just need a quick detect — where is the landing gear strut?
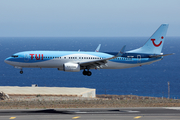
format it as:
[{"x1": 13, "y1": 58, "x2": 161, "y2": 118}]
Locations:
[
  {"x1": 20, "y1": 70, "x2": 23, "y2": 74},
  {"x1": 83, "y1": 69, "x2": 92, "y2": 76}
]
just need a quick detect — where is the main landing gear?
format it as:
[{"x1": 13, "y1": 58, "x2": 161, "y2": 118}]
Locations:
[
  {"x1": 83, "y1": 69, "x2": 92, "y2": 76},
  {"x1": 20, "y1": 70, "x2": 23, "y2": 74}
]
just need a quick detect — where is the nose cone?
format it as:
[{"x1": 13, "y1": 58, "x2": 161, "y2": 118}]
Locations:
[
  {"x1": 4, "y1": 58, "x2": 8, "y2": 63},
  {"x1": 4, "y1": 57, "x2": 11, "y2": 64}
]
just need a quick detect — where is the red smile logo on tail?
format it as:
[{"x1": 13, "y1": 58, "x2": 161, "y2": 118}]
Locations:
[{"x1": 151, "y1": 36, "x2": 163, "y2": 47}]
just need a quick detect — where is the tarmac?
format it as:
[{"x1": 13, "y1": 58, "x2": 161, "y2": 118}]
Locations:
[
  {"x1": 0, "y1": 86, "x2": 96, "y2": 98},
  {"x1": 0, "y1": 107, "x2": 180, "y2": 120}
]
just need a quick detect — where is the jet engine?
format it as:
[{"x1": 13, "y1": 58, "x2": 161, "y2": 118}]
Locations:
[{"x1": 63, "y1": 63, "x2": 80, "y2": 72}]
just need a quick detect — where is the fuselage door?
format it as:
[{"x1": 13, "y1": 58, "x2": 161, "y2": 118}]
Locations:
[
  {"x1": 137, "y1": 55, "x2": 141, "y2": 63},
  {"x1": 24, "y1": 53, "x2": 29, "y2": 61}
]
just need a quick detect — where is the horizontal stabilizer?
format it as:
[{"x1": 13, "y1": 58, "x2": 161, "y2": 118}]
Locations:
[{"x1": 149, "y1": 53, "x2": 174, "y2": 58}]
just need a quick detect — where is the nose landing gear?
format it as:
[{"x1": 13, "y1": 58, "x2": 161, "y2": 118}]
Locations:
[
  {"x1": 20, "y1": 70, "x2": 23, "y2": 74},
  {"x1": 83, "y1": 69, "x2": 92, "y2": 76}
]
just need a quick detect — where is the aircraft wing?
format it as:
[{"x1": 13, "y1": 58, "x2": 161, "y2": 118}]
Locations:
[
  {"x1": 79, "y1": 59, "x2": 108, "y2": 69},
  {"x1": 149, "y1": 53, "x2": 174, "y2": 58},
  {"x1": 80, "y1": 45, "x2": 126, "y2": 69}
]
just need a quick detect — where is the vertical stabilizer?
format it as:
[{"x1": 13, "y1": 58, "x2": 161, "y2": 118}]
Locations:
[{"x1": 127, "y1": 24, "x2": 169, "y2": 54}]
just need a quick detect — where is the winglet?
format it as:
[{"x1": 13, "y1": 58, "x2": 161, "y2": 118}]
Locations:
[
  {"x1": 116, "y1": 45, "x2": 126, "y2": 57},
  {"x1": 95, "y1": 44, "x2": 101, "y2": 52}
]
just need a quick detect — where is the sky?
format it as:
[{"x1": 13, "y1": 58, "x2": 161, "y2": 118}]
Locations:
[{"x1": 0, "y1": 0, "x2": 179, "y2": 37}]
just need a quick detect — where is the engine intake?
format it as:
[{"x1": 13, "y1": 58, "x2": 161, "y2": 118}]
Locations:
[{"x1": 63, "y1": 63, "x2": 80, "y2": 72}]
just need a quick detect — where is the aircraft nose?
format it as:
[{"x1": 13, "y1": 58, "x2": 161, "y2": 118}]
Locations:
[
  {"x1": 4, "y1": 58, "x2": 8, "y2": 63},
  {"x1": 4, "y1": 57, "x2": 11, "y2": 64}
]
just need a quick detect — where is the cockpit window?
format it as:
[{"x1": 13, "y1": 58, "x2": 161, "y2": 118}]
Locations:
[{"x1": 11, "y1": 55, "x2": 18, "y2": 58}]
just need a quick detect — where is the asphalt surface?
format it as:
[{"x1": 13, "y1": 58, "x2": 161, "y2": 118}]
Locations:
[{"x1": 0, "y1": 107, "x2": 180, "y2": 120}]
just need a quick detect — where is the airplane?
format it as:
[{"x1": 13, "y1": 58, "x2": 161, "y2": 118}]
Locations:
[{"x1": 4, "y1": 24, "x2": 173, "y2": 76}]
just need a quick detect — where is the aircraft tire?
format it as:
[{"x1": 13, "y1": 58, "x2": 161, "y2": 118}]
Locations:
[
  {"x1": 20, "y1": 70, "x2": 23, "y2": 74},
  {"x1": 83, "y1": 70, "x2": 87, "y2": 75},
  {"x1": 87, "y1": 71, "x2": 92, "y2": 76}
]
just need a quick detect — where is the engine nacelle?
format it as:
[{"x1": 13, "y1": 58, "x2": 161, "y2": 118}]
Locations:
[{"x1": 63, "y1": 63, "x2": 80, "y2": 72}]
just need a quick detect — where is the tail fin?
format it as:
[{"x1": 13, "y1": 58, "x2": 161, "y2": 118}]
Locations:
[{"x1": 127, "y1": 24, "x2": 169, "y2": 54}]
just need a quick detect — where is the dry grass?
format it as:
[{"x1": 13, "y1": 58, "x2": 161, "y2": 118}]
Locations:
[{"x1": 0, "y1": 95, "x2": 180, "y2": 109}]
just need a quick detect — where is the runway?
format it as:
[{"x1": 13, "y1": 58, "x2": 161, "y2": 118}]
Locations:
[{"x1": 0, "y1": 107, "x2": 180, "y2": 120}]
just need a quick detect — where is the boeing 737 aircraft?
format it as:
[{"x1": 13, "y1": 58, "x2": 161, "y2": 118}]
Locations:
[{"x1": 4, "y1": 24, "x2": 173, "y2": 76}]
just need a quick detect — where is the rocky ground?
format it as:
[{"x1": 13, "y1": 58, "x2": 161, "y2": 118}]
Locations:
[{"x1": 0, "y1": 95, "x2": 180, "y2": 109}]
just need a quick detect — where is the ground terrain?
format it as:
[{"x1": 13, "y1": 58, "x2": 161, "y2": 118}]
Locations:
[{"x1": 1, "y1": 95, "x2": 180, "y2": 109}]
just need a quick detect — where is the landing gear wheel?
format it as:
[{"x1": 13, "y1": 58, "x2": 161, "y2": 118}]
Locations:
[
  {"x1": 83, "y1": 70, "x2": 87, "y2": 75},
  {"x1": 83, "y1": 69, "x2": 92, "y2": 76},
  {"x1": 20, "y1": 70, "x2": 23, "y2": 74},
  {"x1": 87, "y1": 71, "x2": 92, "y2": 76}
]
